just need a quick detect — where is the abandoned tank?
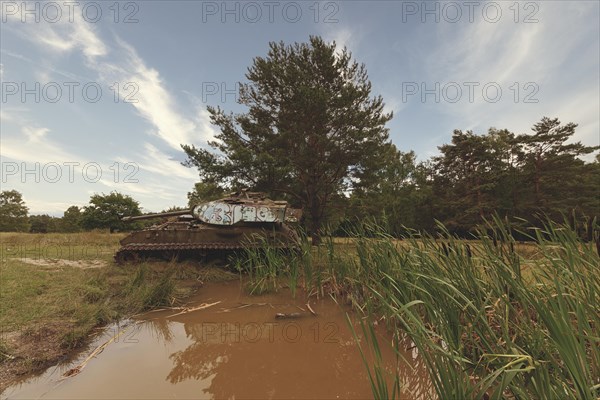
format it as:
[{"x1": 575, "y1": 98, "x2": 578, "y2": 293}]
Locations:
[{"x1": 114, "y1": 191, "x2": 302, "y2": 264}]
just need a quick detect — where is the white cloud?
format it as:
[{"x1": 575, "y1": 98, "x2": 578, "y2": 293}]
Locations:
[
  {"x1": 26, "y1": 199, "x2": 78, "y2": 215},
  {"x1": 414, "y1": 2, "x2": 599, "y2": 147},
  {"x1": 0, "y1": 108, "x2": 13, "y2": 122},
  {"x1": 0, "y1": 49, "x2": 33, "y2": 63},
  {"x1": 380, "y1": 92, "x2": 404, "y2": 116},
  {"x1": 1, "y1": 48, "x2": 90, "y2": 82},
  {"x1": 1, "y1": 125, "x2": 79, "y2": 164},
  {"x1": 5, "y1": 13, "x2": 214, "y2": 152},
  {"x1": 122, "y1": 143, "x2": 198, "y2": 181},
  {"x1": 93, "y1": 38, "x2": 204, "y2": 150},
  {"x1": 319, "y1": 23, "x2": 364, "y2": 59},
  {"x1": 15, "y1": 16, "x2": 106, "y2": 60},
  {"x1": 329, "y1": 27, "x2": 353, "y2": 52},
  {"x1": 2, "y1": 13, "x2": 214, "y2": 213}
]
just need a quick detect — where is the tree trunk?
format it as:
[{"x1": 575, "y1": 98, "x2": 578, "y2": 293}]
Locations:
[
  {"x1": 309, "y1": 199, "x2": 322, "y2": 246},
  {"x1": 311, "y1": 230, "x2": 322, "y2": 246},
  {"x1": 511, "y1": 170, "x2": 519, "y2": 215},
  {"x1": 475, "y1": 176, "x2": 484, "y2": 219},
  {"x1": 534, "y1": 156, "x2": 542, "y2": 207}
]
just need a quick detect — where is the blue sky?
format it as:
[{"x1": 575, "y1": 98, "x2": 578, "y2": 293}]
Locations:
[{"x1": 1, "y1": 1, "x2": 599, "y2": 215}]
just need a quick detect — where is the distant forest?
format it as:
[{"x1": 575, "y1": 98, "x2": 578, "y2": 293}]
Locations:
[
  {"x1": 2, "y1": 117, "x2": 599, "y2": 240},
  {"x1": 341, "y1": 118, "x2": 599, "y2": 239}
]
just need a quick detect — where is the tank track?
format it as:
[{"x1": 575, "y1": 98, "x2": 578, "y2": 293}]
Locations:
[{"x1": 114, "y1": 241, "x2": 296, "y2": 264}]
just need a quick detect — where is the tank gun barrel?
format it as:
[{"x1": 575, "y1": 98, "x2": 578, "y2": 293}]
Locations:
[{"x1": 121, "y1": 209, "x2": 192, "y2": 222}]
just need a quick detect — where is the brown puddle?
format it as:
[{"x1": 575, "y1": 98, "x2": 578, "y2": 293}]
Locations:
[{"x1": 4, "y1": 281, "x2": 432, "y2": 399}]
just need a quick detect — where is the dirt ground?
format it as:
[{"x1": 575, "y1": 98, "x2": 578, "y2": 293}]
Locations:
[{"x1": 0, "y1": 323, "x2": 76, "y2": 391}]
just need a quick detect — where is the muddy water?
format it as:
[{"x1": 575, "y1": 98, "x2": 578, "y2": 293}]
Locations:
[{"x1": 5, "y1": 281, "x2": 432, "y2": 399}]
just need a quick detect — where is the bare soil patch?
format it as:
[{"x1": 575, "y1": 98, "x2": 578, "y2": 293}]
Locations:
[{"x1": 12, "y1": 258, "x2": 108, "y2": 270}]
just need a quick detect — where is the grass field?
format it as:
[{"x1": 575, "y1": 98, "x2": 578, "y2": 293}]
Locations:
[{"x1": 0, "y1": 231, "x2": 237, "y2": 389}]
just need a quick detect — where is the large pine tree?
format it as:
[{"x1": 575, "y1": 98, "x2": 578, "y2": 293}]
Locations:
[
  {"x1": 518, "y1": 117, "x2": 598, "y2": 217},
  {"x1": 182, "y1": 36, "x2": 393, "y2": 243}
]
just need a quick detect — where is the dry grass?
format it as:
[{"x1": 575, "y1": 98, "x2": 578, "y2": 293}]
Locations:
[{"x1": 0, "y1": 231, "x2": 210, "y2": 390}]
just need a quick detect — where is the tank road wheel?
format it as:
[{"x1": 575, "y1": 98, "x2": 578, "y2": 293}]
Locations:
[
  {"x1": 114, "y1": 249, "x2": 141, "y2": 265},
  {"x1": 161, "y1": 250, "x2": 181, "y2": 263}
]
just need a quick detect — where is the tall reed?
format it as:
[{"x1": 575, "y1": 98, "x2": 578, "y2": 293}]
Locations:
[
  {"x1": 314, "y1": 216, "x2": 599, "y2": 399},
  {"x1": 234, "y1": 233, "x2": 308, "y2": 296}
]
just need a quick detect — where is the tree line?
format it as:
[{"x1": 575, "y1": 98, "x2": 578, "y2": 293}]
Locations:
[
  {"x1": 0, "y1": 191, "x2": 144, "y2": 233},
  {"x1": 2, "y1": 119, "x2": 598, "y2": 236},
  {"x1": 182, "y1": 118, "x2": 600, "y2": 240},
  {"x1": 345, "y1": 119, "x2": 599, "y2": 238}
]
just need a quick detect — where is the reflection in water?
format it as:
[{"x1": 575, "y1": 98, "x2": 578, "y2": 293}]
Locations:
[
  {"x1": 167, "y1": 341, "x2": 226, "y2": 385},
  {"x1": 145, "y1": 315, "x2": 175, "y2": 344},
  {"x1": 398, "y1": 338, "x2": 434, "y2": 399},
  {"x1": 153, "y1": 281, "x2": 434, "y2": 399},
  {"x1": 5, "y1": 281, "x2": 434, "y2": 399}
]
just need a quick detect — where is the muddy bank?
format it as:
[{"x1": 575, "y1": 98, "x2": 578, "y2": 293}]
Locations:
[
  {"x1": 0, "y1": 258, "x2": 207, "y2": 393},
  {"x1": 4, "y1": 280, "x2": 432, "y2": 399},
  {"x1": 0, "y1": 324, "x2": 74, "y2": 393}
]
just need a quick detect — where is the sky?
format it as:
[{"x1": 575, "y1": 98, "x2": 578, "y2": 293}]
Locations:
[{"x1": 1, "y1": 0, "x2": 599, "y2": 215}]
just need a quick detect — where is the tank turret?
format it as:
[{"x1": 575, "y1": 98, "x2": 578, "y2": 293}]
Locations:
[{"x1": 114, "y1": 191, "x2": 301, "y2": 264}]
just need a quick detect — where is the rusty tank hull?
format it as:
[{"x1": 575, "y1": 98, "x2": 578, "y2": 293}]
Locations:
[{"x1": 115, "y1": 191, "x2": 301, "y2": 264}]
